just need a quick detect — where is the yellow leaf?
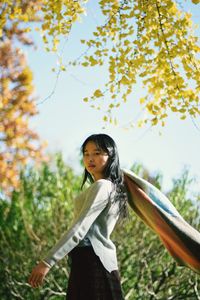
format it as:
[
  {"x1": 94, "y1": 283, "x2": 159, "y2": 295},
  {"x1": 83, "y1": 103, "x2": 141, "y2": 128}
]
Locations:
[
  {"x1": 110, "y1": 85, "x2": 115, "y2": 93},
  {"x1": 42, "y1": 35, "x2": 48, "y2": 44},
  {"x1": 151, "y1": 118, "x2": 158, "y2": 126},
  {"x1": 139, "y1": 97, "x2": 145, "y2": 104},
  {"x1": 120, "y1": 76, "x2": 130, "y2": 85},
  {"x1": 82, "y1": 62, "x2": 89, "y2": 67},
  {"x1": 160, "y1": 113, "x2": 168, "y2": 119},
  {"x1": 180, "y1": 115, "x2": 187, "y2": 120},
  {"x1": 124, "y1": 40, "x2": 130, "y2": 46},
  {"x1": 94, "y1": 89, "x2": 103, "y2": 98},
  {"x1": 137, "y1": 120, "x2": 144, "y2": 128},
  {"x1": 88, "y1": 56, "x2": 98, "y2": 66},
  {"x1": 52, "y1": 46, "x2": 57, "y2": 52},
  {"x1": 171, "y1": 107, "x2": 178, "y2": 112},
  {"x1": 60, "y1": 65, "x2": 66, "y2": 71},
  {"x1": 103, "y1": 115, "x2": 108, "y2": 122}
]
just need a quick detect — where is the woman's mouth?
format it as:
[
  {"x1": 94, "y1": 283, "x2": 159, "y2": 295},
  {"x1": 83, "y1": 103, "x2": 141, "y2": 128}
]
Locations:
[{"x1": 88, "y1": 165, "x2": 95, "y2": 168}]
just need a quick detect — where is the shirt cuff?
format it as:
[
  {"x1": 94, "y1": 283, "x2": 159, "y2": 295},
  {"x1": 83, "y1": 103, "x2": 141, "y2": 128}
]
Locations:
[{"x1": 41, "y1": 260, "x2": 52, "y2": 268}]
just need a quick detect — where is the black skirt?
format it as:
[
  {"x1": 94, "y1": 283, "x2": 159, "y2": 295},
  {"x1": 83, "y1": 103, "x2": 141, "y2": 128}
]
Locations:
[{"x1": 66, "y1": 246, "x2": 124, "y2": 300}]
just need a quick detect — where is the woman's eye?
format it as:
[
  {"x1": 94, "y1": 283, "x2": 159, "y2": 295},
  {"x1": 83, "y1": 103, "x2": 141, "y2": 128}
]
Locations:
[{"x1": 83, "y1": 152, "x2": 101, "y2": 157}]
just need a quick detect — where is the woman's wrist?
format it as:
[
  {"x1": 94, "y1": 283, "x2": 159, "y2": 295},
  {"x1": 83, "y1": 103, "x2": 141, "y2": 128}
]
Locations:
[{"x1": 41, "y1": 260, "x2": 51, "y2": 268}]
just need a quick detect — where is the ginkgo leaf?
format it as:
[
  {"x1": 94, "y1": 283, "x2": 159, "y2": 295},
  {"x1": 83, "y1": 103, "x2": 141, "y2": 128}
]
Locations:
[
  {"x1": 94, "y1": 89, "x2": 103, "y2": 98},
  {"x1": 103, "y1": 115, "x2": 108, "y2": 121},
  {"x1": 139, "y1": 97, "x2": 146, "y2": 104},
  {"x1": 120, "y1": 76, "x2": 130, "y2": 85},
  {"x1": 82, "y1": 62, "x2": 89, "y2": 67}
]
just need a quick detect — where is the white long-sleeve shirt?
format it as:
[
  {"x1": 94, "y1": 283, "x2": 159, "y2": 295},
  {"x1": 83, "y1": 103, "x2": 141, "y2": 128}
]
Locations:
[{"x1": 42, "y1": 179, "x2": 121, "y2": 273}]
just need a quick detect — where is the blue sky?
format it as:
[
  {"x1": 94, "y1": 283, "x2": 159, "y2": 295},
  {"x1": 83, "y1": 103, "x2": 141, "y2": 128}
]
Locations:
[{"x1": 25, "y1": 1, "x2": 200, "y2": 194}]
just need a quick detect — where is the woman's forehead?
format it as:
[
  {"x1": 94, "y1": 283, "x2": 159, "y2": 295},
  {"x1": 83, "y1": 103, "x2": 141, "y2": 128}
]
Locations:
[{"x1": 84, "y1": 141, "x2": 103, "y2": 152}]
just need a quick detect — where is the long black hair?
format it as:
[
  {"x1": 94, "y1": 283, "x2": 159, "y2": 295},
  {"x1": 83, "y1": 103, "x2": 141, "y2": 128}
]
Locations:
[{"x1": 81, "y1": 133, "x2": 128, "y2": 219}]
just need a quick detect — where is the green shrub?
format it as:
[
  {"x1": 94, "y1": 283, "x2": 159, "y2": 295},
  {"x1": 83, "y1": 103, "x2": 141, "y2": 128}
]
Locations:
[{"x1": 0, "y1": 157, "x2": 199, "y2": 299}]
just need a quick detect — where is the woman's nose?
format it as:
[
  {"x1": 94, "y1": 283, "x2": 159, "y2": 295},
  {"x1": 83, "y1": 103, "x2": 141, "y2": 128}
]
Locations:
[{"x1": 89, "y1": 155, "x2": 94, "y2": 161}]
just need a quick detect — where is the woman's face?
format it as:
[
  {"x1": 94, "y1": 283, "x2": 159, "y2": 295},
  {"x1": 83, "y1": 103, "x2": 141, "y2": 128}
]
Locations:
[{"x1": 83, "y1": 141, "x2": 109, "y2": 181}]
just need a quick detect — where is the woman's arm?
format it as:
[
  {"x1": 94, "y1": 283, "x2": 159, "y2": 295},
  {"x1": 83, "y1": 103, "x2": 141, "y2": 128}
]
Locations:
[
  {"x1": 28, "y1": 179, "x2": 112, "y2": 288},
  {"x1": 43, "y1": 179, "x2": 112, "y2": 267}
]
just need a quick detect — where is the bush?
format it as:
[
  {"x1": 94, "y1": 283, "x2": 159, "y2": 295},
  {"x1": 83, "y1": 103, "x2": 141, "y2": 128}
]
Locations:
[{"x1": 0, "y1": 157, "x2": 199, "y2": 299}]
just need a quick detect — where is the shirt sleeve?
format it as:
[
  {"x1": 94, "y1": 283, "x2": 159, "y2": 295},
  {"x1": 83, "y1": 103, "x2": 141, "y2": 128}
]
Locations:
[{"x1": 42, "y1": 179, "x2": 112, "y2": 267}]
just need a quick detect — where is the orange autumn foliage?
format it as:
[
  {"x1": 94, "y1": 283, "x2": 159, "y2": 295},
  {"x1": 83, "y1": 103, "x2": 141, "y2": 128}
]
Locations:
[{"x1": 0, "y1": 3, "x2": 47, "y2": 196}]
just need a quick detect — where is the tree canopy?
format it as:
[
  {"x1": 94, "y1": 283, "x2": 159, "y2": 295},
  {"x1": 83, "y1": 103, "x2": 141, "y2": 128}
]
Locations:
[
  {"x1": 0, "y1": 0, "x2": 46, "y2": 195},
  {"x1": 79, "y1": 0, "x2": 200, "y2": 127},
  {"x1": 1, "y1": 0, "x2": 199, "y2": 127}
]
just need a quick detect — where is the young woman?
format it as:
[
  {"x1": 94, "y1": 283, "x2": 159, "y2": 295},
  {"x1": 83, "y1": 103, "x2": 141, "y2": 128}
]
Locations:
[{"x1": 28, "y1": 133, "x2": 128, "y2": 299}]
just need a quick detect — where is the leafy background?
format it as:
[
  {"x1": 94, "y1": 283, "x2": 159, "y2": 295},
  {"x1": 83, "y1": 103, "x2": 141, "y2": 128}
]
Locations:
[{"x1": 1, "y1": 154, "x2": 200, "y2": 299}]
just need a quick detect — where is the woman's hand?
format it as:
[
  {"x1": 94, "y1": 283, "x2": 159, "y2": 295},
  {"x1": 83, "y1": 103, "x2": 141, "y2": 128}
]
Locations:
[{"x1": 28, "y1": 261, "x2": 50, "y2": 288}]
